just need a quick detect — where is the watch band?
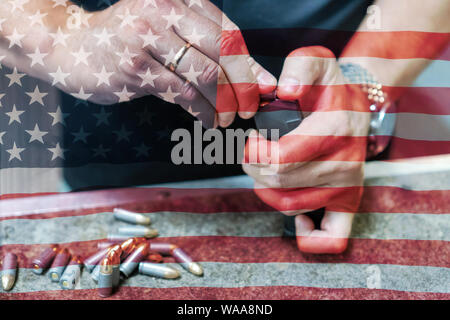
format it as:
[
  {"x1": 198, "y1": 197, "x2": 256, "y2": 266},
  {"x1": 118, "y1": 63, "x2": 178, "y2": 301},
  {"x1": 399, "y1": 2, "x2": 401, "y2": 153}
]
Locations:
[{"x1": 339, "y1": 63, "x2": 397, "y2": 158}]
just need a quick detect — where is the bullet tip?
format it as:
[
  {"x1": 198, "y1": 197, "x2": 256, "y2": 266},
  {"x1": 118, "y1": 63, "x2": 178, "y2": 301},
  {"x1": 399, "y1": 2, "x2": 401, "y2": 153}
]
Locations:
[
  {"x1": 165, "y1": 268, "x2": 181, "y2": 279},
  {"x1": 2, "y1": 274, "x2": 15, "y2": 291},
  {"x1": 137, "y1": 216, "x2": 151, "y2": 225},
  {"x1": 189, "y1": 263, "x2": 203, "y2": 276}
]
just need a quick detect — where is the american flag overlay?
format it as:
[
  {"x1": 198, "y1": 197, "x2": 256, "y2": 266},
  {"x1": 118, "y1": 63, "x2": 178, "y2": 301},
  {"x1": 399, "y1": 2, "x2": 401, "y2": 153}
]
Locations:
[{"x1": 0, "y1": 0, "x2": 449, "y2": 300}]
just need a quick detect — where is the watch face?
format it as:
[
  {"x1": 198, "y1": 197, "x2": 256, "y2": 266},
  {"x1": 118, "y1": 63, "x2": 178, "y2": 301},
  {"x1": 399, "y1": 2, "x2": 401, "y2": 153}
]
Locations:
[
  {"x1": 367, "y1": 101, "x2": 397, "y2": 158},
  {"x1": 370, "y1": 101, "x2": 397, "y2": 137}
]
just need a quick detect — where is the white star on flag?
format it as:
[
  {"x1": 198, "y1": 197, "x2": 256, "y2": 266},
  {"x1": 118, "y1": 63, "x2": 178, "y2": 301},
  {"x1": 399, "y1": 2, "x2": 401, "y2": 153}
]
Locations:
[
  {"x1": 188, "y1": 0, "x2": 203, "y2": 8},
  {"x1": 161, "y1": 49, "x2": 176, "y2": 66},
  {"x1": 49, "y1": 106, "x2": 69, "y2": 126},
  {"x1": 6, "y1": 67, "x2": 25, "y2": 87},
  {"x1": 134, "y1": 143, "x2": 151, "y2": 157},
  {"x1": 159, "y1": 86, "x2": 180, "y2": 104},
  {"x1": 50, "y1": 27, "x2": 70, "y2": 47},
  {"x1": 93, "y1": 66, "x2": 114, "y2": 87},
  {"x1": 49, "y1": 66, "x2": 70, "y2": 86},
  {"x1": 71, "y1": 126, "x2": 91, "y2": 143},
  {"x1": 6, "y1": 105, "x2": 25, "y2": 124},
  {"x1": 118, "y1": 8, "x2": 138, "y2": 28},
  {"x1": 93, "y1": 107, "x2": 112, "y2": 126},
  {"x1": 9, "y1": 0, "x2": 28, "y2": 12},
  {"x1": 27, "y1": 47, "x2": 48, "y2": 67},
  {"x1": 6, "y1": 28, "x2": 25, "y2": 48},
  {"x1": 187, "y1": 28, "x2": 206, "y2": 46},
  {"x1": 113, "y1": 125, "x2": 133, "y2": 142},
  {"x1": 25, "y1": 123, "x2": 48, "y2": 143},
  {"x1": 0, "y1": 93, "x2": 5, "y2": 106},
  {"x1": 187, "y1": 106, "x2": 201, "y2": 117},
  {"x1": 7, "y1": 142, "x2": 25, "y2": 161},
  {"x1": 72, "y1": 87, "x2": 93, "y2": 101},
  {"x1": 182, "y1": 65, "x2": 202, "y2": 85},
  {"x1": 52, "y1": 0, "x2": 68, "y2": 7},
  {"x1": 0, "y1": 131, "x2": 5, "y2": 145},
  {"x1": 139, "y1": 29, "x2": 161, "y2": 48},
  {"x1": 94, "y1": 28, "x2": 115, "y2": 46},
  {"x1": 162, "y1": 8, "x2": 184, "y2": 29},
  {"x1": 48, "y1": 143, "x2": 67, "y2": 160},
  {"x1": 92, "y1": 144, "x2": 111, "y2": 158},
  {"x1": 117, "y1": 46, "x2": 138, "y2": 66},
  {"x1": 29, "y1": 10, "x2": 48, "y2": 26},
  {"x1": 71, "y1": 46, "x2": 92, "y2": 66},
  {"x1": 114, "y1": 85, "x2": 135, "y2": 102},
  {"x1": 137, "y1": 108, "x2": 155, "y2": 126},
  {"x1": 26, "y1": 85, "x2": 48, "y2": 105},
  {"x1": 78, "y1": 8, "x2": 93, "y2": 28},
  {"x1": 138, "y1": 68, "x2": 160, "y2": 87}
]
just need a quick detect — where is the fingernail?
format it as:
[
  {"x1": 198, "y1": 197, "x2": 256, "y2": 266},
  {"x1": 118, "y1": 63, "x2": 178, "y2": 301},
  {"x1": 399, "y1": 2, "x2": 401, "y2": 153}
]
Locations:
[{"x1": 239, "y1": 111, "x2": 255, "y2": 119}]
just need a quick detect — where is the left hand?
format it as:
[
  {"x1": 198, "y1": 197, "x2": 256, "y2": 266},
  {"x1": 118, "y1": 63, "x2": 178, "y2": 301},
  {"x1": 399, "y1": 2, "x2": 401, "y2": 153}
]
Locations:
[{"x1": 243, "y1": 46, "x2": 371, "y2": 254}]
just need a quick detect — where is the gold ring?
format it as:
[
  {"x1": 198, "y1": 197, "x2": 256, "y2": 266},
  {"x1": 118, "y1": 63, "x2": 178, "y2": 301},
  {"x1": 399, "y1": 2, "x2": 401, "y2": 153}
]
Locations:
[{"x1": 167, "y1": 43, "x2": 191, "y2": 72}]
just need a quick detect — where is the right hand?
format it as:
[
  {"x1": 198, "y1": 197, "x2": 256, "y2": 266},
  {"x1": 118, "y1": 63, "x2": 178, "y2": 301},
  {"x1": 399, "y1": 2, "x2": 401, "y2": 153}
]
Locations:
[{"x1": 44, "y1": 0, "x2": 276, "y2": 128}]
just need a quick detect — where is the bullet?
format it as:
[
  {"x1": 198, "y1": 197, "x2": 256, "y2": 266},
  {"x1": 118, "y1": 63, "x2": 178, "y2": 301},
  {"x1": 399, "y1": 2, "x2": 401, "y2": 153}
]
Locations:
[
  {"x1": 106, "y1": 245, "x2": 122, "y2": 288},
  {"x1": 117, "y1": 226, "x2": 158, "y2": 238},
  {"x1": 149, "y1": 242, "x2": 177, "y2": 255},
  {"x1": 120, "y1": 242, "x2": 149, "y2": 278},
  {"x1": 97, "y1": 242, "x2": 116, "y2": 249},
  {"x1": 107, "y1": 234, "x2": 135, "y2": 242},
  {"x1": 98, "y1": 256, "x2": 113, "y2": 298},
  {"x1": 84, "y1": 247, "x2": 111, "y2": 272},
  {"x1": 113, "y1": 208, "x2": 151, "y2": 225},
  {"x1": 172, "y1": 247, "x2": 203, "y2": 276},
  {"x1": 147, "y1": 252, "x2": 163, "y2": 263},
  {"x1": 48, "y1": 248, "x2": 71, "y2": 282},
  {"x1": 91, "y1": 264, "x2": 101, "y2": 283},
  {"x1": 120, "y1": 237, "x2": 147, "y2": 260},
  {"x1": 31, "y1": 246, "x2": 59, "y2": 275},
  {"x1": 138, "y1": 262, "x2": 180, "y2": 279},
  {"x1": 2, "y1": 253, "x2": 18, "y2": 291},
  {"x1": 59, "y1": 255, "x2": 83, "y2": 290}
]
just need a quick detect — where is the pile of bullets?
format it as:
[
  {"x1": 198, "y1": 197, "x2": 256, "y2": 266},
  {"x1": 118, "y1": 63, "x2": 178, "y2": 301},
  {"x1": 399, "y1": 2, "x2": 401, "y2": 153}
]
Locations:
[{"x1": 0, "y1": 208, "x2": 203, "y2": 297}]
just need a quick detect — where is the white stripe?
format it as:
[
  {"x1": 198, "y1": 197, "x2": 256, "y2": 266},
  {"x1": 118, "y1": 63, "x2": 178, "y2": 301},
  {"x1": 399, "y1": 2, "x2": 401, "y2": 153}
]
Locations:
[
  {"x1": 0, "y1": 155, "x2": 449, "y2": 196},
  {"x1": 1, "y1": 211, "x2": 448, "y2": 245},
  {"x1": 254, "y1": 56, "x2": 450, "y2": 87},
  {"x1": 6, "y1": 263, "x2": 450, "y2": 294}
]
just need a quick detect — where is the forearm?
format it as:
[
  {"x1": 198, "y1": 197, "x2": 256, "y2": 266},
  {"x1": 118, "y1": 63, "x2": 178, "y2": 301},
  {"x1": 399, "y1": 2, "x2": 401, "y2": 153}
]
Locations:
[
  {"x1": 340, "y1": 0, "x2": 450, "y2": 101},
  {"x1": 0, "y1": 0, "x2": 78, "y2": 79}
]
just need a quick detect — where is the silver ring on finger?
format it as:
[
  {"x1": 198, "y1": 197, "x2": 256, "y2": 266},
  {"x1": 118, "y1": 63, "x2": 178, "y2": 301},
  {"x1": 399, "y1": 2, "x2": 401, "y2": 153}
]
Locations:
[{"x1": 167, "y1": 43, "x2": 191, "y2": 72}]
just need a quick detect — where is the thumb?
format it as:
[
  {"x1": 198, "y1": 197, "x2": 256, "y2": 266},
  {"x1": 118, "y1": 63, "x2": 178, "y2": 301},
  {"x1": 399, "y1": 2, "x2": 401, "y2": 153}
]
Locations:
[
  {"x1": 277, "y1": 46, "x2": 336, "y2": 101},
  {"x1": 247, "y1": 56, "x2": 277, "y2": 94}
]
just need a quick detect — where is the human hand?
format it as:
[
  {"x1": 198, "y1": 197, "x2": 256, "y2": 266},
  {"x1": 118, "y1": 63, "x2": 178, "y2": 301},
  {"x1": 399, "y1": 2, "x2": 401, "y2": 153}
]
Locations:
[
  {"x1": 243, "y1": 46, "x2": 371, "y2": 254},
  {"x1": 44, "y1": 0, "x2": 276, "y2": 128}
]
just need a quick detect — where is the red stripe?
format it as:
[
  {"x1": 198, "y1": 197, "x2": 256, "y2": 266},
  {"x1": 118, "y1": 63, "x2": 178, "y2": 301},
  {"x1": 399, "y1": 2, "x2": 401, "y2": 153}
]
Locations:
[
  {"x1": 0, "y1": 193, "x2": 58, "y2": 200},
  {"x1": 243, "y1": 27, "x2": 450, "y2": 61},
  {"x1": 0, "y1": 186, "x2": 448, "y2": 220},
  {"x1": 396, "y1": 87, "x2": 450, "y2": 115},
  {"x1": 2, "y1": 237, "x2": 448, "y2": 268},
  {"x1": 0, "y1": 286, "x2": 448, "y2": 300},
  {"x1": 387, "y1": 138, "x2": 450, "y2": 159},
  {"x1": 341, "y1": 31, "x2": 450, "y2": 60}
]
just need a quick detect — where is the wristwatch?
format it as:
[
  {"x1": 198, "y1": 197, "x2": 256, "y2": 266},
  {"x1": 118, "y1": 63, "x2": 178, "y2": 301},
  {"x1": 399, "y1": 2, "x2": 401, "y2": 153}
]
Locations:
[{"x1": 339, "y1": 63, "x2": 397, "y2": 159}]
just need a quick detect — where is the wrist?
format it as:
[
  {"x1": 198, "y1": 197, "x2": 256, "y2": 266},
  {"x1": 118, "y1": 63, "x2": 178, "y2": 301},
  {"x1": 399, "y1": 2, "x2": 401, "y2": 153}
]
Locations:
[{"x1": 339, "y1": 62, "x2": 397, "y2": 159}]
